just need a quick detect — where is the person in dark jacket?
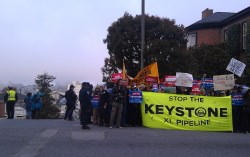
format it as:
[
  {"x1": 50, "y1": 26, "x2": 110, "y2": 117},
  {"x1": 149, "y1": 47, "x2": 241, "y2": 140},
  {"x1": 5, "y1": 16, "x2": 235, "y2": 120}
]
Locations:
[
  {"x1": 242, "y1": 89, "x2": 250, "y2": 133},
  {"x1": 231, "y1": 86, "x2": 243, "y2": 133},
  {"x1": 128, "y1": 84, "x2": 141, "y2": 127},
  {"x1": 79, "y1": 82, "x2": 92, "y2": 129},
  {"x1": 64, "y1": 85, "x2": 77, "y2": 121},
  {"x1": 176, "y1": 86, "x2": 192, "y2": 95},
  {"x1": 98, "y1": 85, "x2": 110, "y2": 126},
  {"x1": 24, "y1": 93, "x2": 32, "y2": 119},
  {"x1": 4, "y1": 87, "x2": 18, "y2": 119},
  {"x1": 109, "y1": 79, "x2": 126, "y2": 128}
]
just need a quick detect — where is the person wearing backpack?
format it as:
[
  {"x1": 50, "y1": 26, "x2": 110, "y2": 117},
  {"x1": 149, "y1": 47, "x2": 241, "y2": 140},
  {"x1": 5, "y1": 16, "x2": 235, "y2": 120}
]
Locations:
[
  {"x1": 64, "y1": 85, "x2": 77, "y2": 121},
  {"x1": 31, "y1": 90, "x2": 44, "y2": 119}
]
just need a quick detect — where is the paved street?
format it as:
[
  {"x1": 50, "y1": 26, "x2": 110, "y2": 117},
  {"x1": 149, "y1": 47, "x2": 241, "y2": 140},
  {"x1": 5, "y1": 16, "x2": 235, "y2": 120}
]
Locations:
[{"x1": 0, "y1": 119, "x2": 250, "y2": 157}]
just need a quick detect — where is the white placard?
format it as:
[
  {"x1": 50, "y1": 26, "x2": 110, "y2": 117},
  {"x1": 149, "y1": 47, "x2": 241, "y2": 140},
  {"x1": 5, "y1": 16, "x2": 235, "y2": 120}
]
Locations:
[
  {"x1": 213, "y1": 74, "x2": 235, "y2": 91},
  {"x1": 226, "y1": 58, "x2": 246, "y2": 77},
  {"x1": 175, "y1": 72, "x2": 193, "y2": 87}
]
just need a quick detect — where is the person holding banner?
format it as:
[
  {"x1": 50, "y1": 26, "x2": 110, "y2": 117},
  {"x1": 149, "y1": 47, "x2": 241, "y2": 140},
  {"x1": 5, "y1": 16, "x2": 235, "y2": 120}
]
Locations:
[
  {"x1": 231, "y1": 86, "x2": 243, "y2": 133},
  {"x1": 176, "y1": 86, "x2": 192, "y2": 95},
  {"x1": 109, "y1": 79, "x2": 126, "y2": 128},
  {"x1": 242, "y1": 89, "x2": 250, "y2": 133},
  {"x1": 128, "y1": 84, "x2": 142, "y2": 127},
  {"x1": 151, "y1": 84, "x2": 159, "y2": 92}
]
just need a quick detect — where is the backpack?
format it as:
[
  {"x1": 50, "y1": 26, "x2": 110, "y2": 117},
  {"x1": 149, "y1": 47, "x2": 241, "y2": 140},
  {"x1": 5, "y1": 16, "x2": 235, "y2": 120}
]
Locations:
[{"x1": 32, "y1": 94, "x2": 40, "y2": 104}]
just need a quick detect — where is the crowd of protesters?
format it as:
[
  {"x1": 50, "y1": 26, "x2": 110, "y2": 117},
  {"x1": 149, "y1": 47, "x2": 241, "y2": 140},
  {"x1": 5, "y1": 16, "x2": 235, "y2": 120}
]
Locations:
[
  {"x1": 63, "y1": 79, "x2": 250, "y2": 133},
  {"x1": 62, "y1": 80, "x2": 144, "y2": 129},
  {"x1": 5, "y1": 78, "x2": 249, "y2": 133}
]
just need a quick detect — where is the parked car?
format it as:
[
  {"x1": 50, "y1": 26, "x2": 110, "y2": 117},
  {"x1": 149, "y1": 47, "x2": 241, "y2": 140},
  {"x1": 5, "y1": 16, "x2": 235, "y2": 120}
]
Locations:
[{"x1": 15, "y1": 107, "x2": 26, "y2": 118}]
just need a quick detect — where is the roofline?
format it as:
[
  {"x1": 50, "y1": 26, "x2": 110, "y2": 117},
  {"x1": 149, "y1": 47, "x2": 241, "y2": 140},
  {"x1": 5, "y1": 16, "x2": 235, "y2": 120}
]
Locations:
[
  {"x1": 186, "y1": 22, "x2": 223, "y2": 31},
  {"x1": 223, "y1": 6, "x2": 250, "y2": 25},
  {"x1": 186, "y1": 6, "x2": 250, "y2": 32}
]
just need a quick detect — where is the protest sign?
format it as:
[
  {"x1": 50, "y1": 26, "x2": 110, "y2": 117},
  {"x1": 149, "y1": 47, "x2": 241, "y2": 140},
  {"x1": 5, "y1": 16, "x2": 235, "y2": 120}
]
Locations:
[
  {"x1": 111, "y1": 73, "x2": 122, "y2": 83},
  {"x1": 226, "y1": 58, "x2": 246, "y2": 77},
  {"x1": 145, "y1": 76, "x2": 158, "y2": 84},
  {"x1": 141, "y1": 92, "x2": 232, "y2": 131},
  {"x1": 201, "y1": 78, "x2": 214, "y2": 89},
  {"x1": 164, "y1": 75, "x2": 176, "y2": 87},
  {"x1": 213, "y1": 74, "x2": 235, "y2": 91},
  {"x1": 191, "y1": 80, "x2": 201, "y2": 95},
  {"x1": 129, "y1": 91, "x2": 142, "y2": 103},
  {"x1": 175, "y1": 72, "x2": 193, "y2": 87}
]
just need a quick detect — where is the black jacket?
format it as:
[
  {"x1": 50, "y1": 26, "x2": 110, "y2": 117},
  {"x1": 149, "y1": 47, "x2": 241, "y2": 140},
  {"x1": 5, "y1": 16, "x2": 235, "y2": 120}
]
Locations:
[
  {"x1": 99, "y1": 90, "x2": 110, "y2": 104},
  {"x1": 79, "y1": 87, "x2": 91, "y2": 106},
  {"x1": 111, "y1": 86, "x2": 126, "y2": 103},
  {"x1": 65, "y1": 89, "x2": 77, "y2": 105}
]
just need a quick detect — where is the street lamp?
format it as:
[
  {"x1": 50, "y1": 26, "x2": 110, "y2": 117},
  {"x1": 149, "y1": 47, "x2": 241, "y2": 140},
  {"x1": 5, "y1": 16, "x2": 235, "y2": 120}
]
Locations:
[{"x1": 141, "y1": 0, "x2": 145, "y2": 69}]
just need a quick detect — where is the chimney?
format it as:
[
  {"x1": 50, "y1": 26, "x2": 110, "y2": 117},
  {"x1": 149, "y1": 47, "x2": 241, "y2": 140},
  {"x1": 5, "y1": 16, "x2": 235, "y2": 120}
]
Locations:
[{"x1": 202, "y1": 8, "x2": 213, "y2": 19}]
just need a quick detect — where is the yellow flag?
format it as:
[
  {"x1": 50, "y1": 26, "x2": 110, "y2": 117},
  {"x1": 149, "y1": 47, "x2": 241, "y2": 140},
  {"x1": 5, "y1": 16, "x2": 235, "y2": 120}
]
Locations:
[
  {"x1": 122, "y1": 62, "x2": 126, "y2": 79},
  {"x1": 130, "y1": 62, "x2": 159, "y2": 85},
  {"x1": 147, "y1": 62, "x2": 159, "y2": 79}
]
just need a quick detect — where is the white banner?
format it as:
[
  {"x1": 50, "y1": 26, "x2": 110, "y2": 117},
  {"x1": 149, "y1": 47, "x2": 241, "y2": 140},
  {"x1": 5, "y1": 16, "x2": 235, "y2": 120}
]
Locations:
[
  {"x1": 226, "y1": 58, "x2": 246, "y2": 77},
  {"x1": 213, "y1": 74, "x2": 235, "y2": 91},
  {"x1": 175, "y1": 72, "x2": 193, "y2": 87}
]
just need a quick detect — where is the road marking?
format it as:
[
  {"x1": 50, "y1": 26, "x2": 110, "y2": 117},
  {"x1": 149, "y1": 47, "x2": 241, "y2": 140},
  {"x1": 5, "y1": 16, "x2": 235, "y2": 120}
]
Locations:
[
  {"x1": 40, "y1": 129, "x2": 58, "y2": 138},
  {"x1": 13, "y1": 129, "x2": 58, "y2": 157},
  {"x1": 71, "y1": 131, "x2": 105, "y2": 140}
]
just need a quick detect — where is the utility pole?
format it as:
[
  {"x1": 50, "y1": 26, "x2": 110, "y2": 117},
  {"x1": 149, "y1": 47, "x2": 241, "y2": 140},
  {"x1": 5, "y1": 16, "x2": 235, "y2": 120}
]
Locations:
[{"x1": 141, "y1": 0, "x2": 145, "y2": 69}]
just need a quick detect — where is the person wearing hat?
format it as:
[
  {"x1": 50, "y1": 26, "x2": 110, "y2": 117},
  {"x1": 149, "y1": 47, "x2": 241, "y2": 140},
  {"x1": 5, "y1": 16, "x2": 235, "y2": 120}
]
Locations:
[
  {"x1": 79, "y1": 82, "x2": 92, "y2": 129},
  {"x1": 64, "y1": 85, "x2": 77, "y2": 121},
  {"x1": 4, "y1": 87, "x2": 18, "y2": 119}
]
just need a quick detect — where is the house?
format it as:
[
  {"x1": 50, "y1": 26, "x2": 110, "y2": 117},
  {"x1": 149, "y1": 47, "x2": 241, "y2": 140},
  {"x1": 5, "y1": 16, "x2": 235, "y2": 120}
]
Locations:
[{"x1": 186, "y1": 6, "x2": 250, "y2": 50}]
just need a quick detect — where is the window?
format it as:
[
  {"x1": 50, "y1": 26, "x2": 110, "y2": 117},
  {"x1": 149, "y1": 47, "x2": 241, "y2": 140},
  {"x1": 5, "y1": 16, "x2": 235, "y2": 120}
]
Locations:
[
  {"x1": 187, "y1": 33, "x2": 197, "y2": 47},
  {"x1": 243, "y1": 22, "x2": 247, "y2": 49},
  {"x1": 224, "y1": 29, "x2": 229, "y2": 41}
]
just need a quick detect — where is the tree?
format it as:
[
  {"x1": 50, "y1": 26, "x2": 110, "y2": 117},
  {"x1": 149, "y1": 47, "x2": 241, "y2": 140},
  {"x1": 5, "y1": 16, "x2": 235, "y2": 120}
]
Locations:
[
  {"x1": 188, "y1": 43, "x2": 231, "y2": 79},
  {"x1": 241, "y1": 22, "x2": 250, "y2": 86},
  {"x1": 101, "y1": 57, "x2": 119, "y2": 82},
  {"x1": 102, "y1": 13, "x2": 190, "y2": 81},
  {"x1": 35, "y1": 72, "x2": 59, "y2": 119},
  {"x1": 227, "y1": 24, "x2": 241, "y2": 59}
]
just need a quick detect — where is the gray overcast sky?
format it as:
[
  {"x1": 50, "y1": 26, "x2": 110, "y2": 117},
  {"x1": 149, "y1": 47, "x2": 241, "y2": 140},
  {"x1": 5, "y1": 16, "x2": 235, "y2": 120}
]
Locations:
[{"x1": 0, "y1": 0, "x2": 249, "y2": 85}]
